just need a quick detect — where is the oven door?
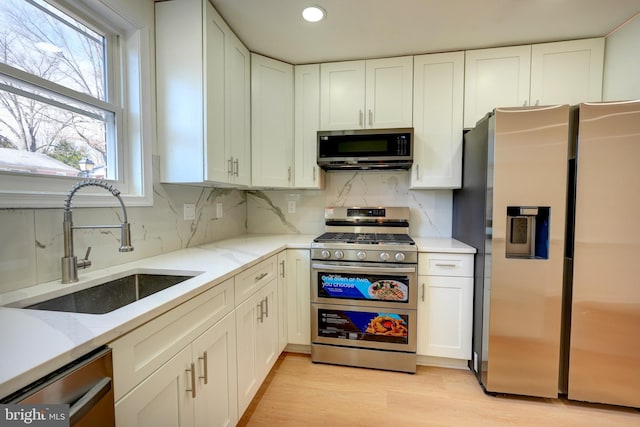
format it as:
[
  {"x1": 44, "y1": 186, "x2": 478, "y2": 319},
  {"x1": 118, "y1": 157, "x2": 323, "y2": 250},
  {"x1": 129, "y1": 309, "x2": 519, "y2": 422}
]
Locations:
[
  {"x1": 311, "y1": 303, "x2": 417, "y2": 352},
  {"x1": 311, "y1": 261, "x2": 417, "y2": 309}
]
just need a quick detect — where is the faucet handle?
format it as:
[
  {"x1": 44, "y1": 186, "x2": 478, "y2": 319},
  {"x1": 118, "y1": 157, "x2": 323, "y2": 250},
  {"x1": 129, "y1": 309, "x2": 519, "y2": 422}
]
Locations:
[{"x1": 77, "y1": 247, "x2": 92, "y2": 270}]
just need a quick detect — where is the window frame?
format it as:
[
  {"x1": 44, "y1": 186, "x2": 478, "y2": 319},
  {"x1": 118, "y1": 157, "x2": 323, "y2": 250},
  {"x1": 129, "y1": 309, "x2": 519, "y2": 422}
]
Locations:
[{"x1": 0, "y1": 0, "x2": 153, "y2": 208}]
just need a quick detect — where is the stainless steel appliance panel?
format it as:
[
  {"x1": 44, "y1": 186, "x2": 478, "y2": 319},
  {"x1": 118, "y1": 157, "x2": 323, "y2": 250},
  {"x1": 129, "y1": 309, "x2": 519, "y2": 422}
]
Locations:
[
  {"x1": 311, "y1": 303, "x2": 417, "y2": 353},
  {"x1": 568, "y1": 101, "x2": 640, "y2": 407},
  {"x1": 4, "y1": 347, "x2": 114, "y2": 427},
  {"x1": 311, "y1": 261, "x2": 417, "y2": 309},
  {"x1": 486, "y1": 105, "x2": 570, "y2": 398}
]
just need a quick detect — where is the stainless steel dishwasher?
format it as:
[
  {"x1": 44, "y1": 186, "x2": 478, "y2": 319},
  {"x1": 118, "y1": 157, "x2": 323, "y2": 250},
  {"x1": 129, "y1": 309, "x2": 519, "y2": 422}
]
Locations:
[{"x1": 1, "y1": 346, "x2": 114, "y2": 426}]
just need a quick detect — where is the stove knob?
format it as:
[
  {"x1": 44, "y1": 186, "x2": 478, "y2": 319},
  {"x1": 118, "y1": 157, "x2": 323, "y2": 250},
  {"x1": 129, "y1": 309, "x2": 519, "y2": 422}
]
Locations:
[
  {"x1": 334, "y1": 250, "x2": 344, "y2": 260},
  {"x1": 379, "y1": 252, "x2": 391, "y2": 261},
  {"x1": 321, "y1": 250, "x2": 331, "y2": 259},
  {"x1": 394, "y1": 252, "x2": 406, "y2": 262},
  {"x1": 356, "y1": 251, "x2": 367, "y2": 260}
]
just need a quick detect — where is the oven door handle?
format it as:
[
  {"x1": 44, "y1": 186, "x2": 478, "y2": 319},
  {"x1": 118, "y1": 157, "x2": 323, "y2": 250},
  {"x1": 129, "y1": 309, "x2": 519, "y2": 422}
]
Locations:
[{"x1": 312, "y1": 263, "x2": 416, "y2": 274}]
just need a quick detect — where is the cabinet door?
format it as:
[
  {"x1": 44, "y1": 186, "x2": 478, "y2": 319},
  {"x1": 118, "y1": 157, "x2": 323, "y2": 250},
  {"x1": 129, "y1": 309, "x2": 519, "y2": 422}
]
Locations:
[
  {"x1": 193, "y1": 313, "x2": 238, "y2": 427},
  {"x1": 227, "y1": 32, "x2": 251, "y2": 186},
  {"x1": 156, "y1": 0, "x2": 204, "y2": 183},
  {"x1": 320, "y1": 61, "x2": 366, "y2": 130},
  {"x1": 256, "y1": 279, "x2": 279, "y2": 379},
  {"x1": 365, "y1": 56, "x2": 413, "y2": 128},
  {"x1": 115, "y1": 346, "x2": 195, "y2": 427},
  {"x1": 286, "y1": 249, "x2": 311, "y2": 346},
  {"x1": 464, "y1": 45, "x2": 531, "y2": 128},
  {"x1": 204, "y1": 1, "x2": 230, "y2": 183},
  {"x1": 235, "y1": 292, "x2": 260, "y2": 416},
  {"x1": 294, "y1": 64, "x2": 323, "y2": 189},
  {"x1": 251, "y1": 54, "x2": 294, "y2": 187},
  {"x1": 411, "y1": 52, "x2": 464, "y2": 189},
  {"x1": 417, "y1": 276, "x2": 473, "y2": 359},
  {"x1": 530, "y1": 38, "x2": 604, "y2": 106},
  {"x1": 277, "y1": 252, "x2": 288, "y2": 352}
]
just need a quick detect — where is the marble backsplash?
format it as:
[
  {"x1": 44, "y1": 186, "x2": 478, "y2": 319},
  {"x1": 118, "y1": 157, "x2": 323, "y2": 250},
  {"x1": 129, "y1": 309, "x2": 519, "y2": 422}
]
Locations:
[
  {"x1": 0, "y1": 169, "x2": 452, "y2": 294},
  {"x1": 247, "y1": 170, "x2": 453, "y2": 237},
  {"x1": 0, "y1": 182, "x2": 247, "y2": 294}
]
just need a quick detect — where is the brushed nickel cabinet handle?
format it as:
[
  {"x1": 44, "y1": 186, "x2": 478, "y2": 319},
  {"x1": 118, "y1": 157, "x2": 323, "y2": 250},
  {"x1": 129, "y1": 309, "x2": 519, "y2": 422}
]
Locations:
[
  {"x1": 255, "y1": 272, "x2": 268, "y2": 282},
  {"x1": 368, "y1": 109, "x2": 373, "y2": 126},
  {"x1": 435, "y1": 263, "x2": 458, "y2": 268},
  {"x1": 280, "y1": 260, "x2": 285, "y2": 278},
  {"x1": 421, "y1": 283, "x2": 425, "y2": 302},
  {"x1": 186, "y1": 362, "x2": 196, "y2": 398},
  {"x1": 264, "y1": 296, "x2": 269, "y2": 318},
  {"x1": 257, "y1": 302, "x2": 264, "y2": 323},
  {"x1": 198, "y1": 351, "x2": 208, "y2": 384},
  {"x1": 359, "y1": 110, "x2": 363, "y2": 127},
  {"x1": 233, "y1": 158, "x2": 239, "y2": 176}
]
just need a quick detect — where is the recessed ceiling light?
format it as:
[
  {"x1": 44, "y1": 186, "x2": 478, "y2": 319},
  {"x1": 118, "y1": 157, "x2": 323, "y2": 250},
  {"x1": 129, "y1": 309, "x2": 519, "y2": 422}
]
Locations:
[{"x1": 302, "y1": 6, "x2": 325, "y2": 22}]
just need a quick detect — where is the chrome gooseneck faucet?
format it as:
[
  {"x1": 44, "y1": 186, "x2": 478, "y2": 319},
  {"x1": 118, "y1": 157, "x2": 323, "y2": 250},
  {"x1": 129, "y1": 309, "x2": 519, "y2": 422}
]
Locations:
[{"x1": 61, "y1": 179, "x2": 134, "y2": 284}]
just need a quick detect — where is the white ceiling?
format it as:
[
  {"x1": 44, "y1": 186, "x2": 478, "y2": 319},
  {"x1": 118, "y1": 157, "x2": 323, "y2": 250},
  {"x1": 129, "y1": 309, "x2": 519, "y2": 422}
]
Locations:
[{"x1": 209, "y1": 0, "x2": 640, "y2": 65}]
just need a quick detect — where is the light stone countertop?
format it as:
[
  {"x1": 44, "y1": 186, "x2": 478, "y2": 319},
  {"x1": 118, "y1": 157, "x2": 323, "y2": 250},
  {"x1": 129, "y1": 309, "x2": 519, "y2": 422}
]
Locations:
[{"x1": 0, "y1": 233, "x2": 474, "y2": 399}]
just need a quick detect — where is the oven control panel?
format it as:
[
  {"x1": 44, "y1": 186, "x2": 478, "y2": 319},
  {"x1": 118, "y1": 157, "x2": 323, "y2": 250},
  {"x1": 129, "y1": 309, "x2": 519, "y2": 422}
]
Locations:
[{"x1": 312, "y1": 247, "x2": 417, "y2": 264}]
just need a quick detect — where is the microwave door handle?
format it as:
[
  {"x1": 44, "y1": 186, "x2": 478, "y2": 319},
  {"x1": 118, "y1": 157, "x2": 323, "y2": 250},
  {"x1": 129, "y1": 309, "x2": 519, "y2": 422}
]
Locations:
[{"x1": 312, "y1": 263, "x2": 416, "y2": 274}]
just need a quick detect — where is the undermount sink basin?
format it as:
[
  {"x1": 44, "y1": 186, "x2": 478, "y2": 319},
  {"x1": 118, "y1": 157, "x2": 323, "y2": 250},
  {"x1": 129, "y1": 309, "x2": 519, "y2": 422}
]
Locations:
[{"x1": 21, "y1": 273, "x2": 196, "y2": 314}]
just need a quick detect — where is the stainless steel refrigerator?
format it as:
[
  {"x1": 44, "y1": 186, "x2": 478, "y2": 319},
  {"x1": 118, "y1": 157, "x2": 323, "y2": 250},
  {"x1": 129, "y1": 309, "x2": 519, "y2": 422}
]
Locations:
[
  {"x1": 453, "y1": 104, "x2": 571, "y2": 398},
  {"x1": 566, "y1": 100, "x2": 640, "y2": 407},
  {"x1": 453, "y1": 101, "x2": 640, "y2": 407}
]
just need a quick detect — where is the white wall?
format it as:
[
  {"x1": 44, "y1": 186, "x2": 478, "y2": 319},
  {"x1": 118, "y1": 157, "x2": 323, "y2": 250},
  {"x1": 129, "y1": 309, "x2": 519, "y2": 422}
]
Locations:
[{"x1": 603, "y1": 14, "x2": 640, "y2": 101}]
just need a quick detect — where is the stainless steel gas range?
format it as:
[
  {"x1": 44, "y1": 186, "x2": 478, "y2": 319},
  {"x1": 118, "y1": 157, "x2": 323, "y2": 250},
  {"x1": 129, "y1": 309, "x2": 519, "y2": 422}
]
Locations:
[{"x1": 310, "y1": 207, "x2": 418, "y2": 373}]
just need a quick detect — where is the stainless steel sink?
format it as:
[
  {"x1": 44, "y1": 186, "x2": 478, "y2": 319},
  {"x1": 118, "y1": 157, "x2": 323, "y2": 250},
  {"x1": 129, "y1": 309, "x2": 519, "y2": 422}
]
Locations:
[{"x1": 22, "y1": 273, "x2": 195, "y2": 314}]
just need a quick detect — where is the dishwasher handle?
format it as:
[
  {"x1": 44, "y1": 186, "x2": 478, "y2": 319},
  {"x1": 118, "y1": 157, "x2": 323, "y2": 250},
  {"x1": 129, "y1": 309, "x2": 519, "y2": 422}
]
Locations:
[{"x1": 69, "y1": 377, "x2": 112, "y2": 424}]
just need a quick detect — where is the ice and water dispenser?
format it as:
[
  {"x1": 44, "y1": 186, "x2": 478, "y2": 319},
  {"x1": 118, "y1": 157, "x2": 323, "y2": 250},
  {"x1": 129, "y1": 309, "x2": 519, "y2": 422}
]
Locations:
[{"x1": 505, "y1": 207, "x2": 550, "y2": 259}]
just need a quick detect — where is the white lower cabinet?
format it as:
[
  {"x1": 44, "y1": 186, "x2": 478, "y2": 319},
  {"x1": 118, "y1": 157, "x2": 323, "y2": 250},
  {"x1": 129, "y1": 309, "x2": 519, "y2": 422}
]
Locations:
[
  {"x1": 236, "y1": 278, "x2": 278, "y2": 417},
  {"x1": 285, "y1": 249, "x2": 311, "y2": 347},
  {"x1": 417, "y1": 253, "x2": 474, "y2": 360},
  {"x1": 277, "y1": 252, "x2": 288, "y2": 352},
  {"x1": 115, "y1": 311, "x2": 238, "y2": 427}
]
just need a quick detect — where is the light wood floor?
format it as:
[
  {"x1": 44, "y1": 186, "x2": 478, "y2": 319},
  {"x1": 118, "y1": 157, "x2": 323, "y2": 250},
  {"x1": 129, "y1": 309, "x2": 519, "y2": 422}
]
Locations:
[{"x1": 238, "y1": 353, "x2": 639, "y2": 427}]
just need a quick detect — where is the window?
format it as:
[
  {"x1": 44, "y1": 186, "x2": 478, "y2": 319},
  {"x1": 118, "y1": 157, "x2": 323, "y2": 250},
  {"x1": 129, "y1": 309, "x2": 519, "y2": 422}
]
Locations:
[{"x1": 0, "y1": 0, "x2": 152, "y2": 207}]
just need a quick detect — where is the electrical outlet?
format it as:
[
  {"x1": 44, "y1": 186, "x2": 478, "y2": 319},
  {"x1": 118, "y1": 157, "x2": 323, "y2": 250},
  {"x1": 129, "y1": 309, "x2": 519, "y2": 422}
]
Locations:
[
  {"x1": 183, "y1": 204, "x2": 196, "y2": 221},
  {"x1": 287, "y1": 200, "x2": 296, "y2": 214},
  {"x1": 216, "y1": 203, "x2": 223, "y2": 218}
]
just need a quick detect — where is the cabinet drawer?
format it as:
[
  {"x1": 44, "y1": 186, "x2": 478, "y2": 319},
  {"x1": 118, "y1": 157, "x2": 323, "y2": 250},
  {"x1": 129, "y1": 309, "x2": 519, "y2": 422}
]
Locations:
[
  {"x1": 418, "y1": 253, "x2": 473, "y2": 277},
  {"x1": 235, "y1": 255, "x2": 277, "y2": 305},
  {"x1": 110, "y1": 278, "x2": 234, "y2": 401}
]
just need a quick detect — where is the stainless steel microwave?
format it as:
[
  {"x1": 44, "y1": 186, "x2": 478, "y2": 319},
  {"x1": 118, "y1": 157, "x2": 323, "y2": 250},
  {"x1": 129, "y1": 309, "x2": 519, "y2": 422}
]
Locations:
[{"x1": 317, "y1": 128, "x2": 413, "y2": 170}]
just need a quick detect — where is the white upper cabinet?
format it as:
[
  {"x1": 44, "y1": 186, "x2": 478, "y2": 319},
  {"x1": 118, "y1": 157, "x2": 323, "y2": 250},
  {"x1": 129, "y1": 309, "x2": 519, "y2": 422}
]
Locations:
[
  {"x1": 294, "y1": 64, "x2": 324, "y2": 189},
  {"x1": 320, "y1": 56, "x2": 413, "y2": 130},
  {"x1": 529, "y1": 38, "x2": 604, "y2": 106},
  {"x1": 464, "y1": 38, "x2": 604, "y2": 128},
  {"x1": 411, "y1": 52, "x2": 465, "y2": 189},
  {"x1": 251, "y1": 53, "x2": 294, "y2": 188},
  {"x1": 156, "y1": 0, "x2": 250, "y2": 185},
  {"x1": 464, "y1": 45, "x2": 532, "y2": 128}
]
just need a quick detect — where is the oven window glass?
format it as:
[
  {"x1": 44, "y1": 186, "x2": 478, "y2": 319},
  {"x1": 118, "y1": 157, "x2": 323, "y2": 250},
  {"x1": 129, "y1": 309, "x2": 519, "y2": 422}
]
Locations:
[
  {"x1": 317, "y1": 272, "x2": 410, "y2": 302},
  {"x1": 317, "y1": 308, "x2": 409, "y2": 344}
]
